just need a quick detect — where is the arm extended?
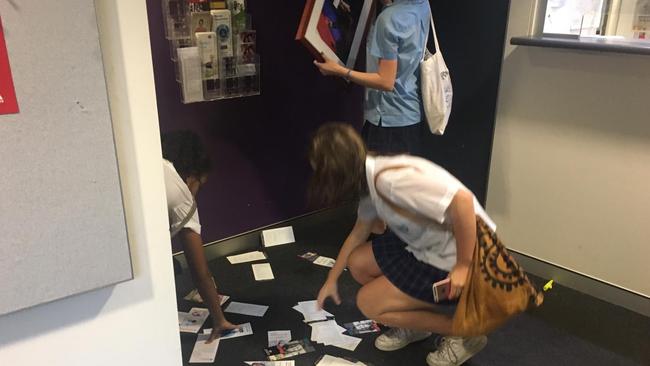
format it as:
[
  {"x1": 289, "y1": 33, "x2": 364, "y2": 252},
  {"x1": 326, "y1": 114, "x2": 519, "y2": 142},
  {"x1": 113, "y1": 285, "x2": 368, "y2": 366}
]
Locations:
[
  {"x1": 317, "y1": 217, "x2": 376, "y2": 308},
  {"x1": 447, "y1": 189, "x2": 477, "y2": 299},
  {"x1": 314, "y1": 55, "x2": 397, "y2": 92},
  {"x1": 181, "y1": 229, "x2": 237, "y2": 341}
]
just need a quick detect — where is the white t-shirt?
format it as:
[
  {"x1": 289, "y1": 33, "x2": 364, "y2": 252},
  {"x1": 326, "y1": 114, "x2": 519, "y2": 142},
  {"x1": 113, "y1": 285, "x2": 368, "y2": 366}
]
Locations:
[
  {"x1": 358, "y1": 155, "x2": 496, "y2": 272},
  {"x1": 163, "y1": 159, "x2": 201, "y2": 235}
]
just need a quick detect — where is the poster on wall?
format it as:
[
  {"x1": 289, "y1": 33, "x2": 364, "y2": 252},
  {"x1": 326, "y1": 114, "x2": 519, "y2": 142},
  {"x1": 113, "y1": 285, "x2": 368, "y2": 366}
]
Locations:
[
  {"x1": 296, "y1": 0, "x2": 374, "y2": 68},
  {"x1": 0, "y1": 16, "x2": 19, "y2": 115}
]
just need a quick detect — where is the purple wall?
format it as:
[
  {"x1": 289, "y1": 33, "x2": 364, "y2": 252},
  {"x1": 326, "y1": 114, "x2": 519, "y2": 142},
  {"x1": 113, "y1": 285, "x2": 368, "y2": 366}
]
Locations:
[
  {"x1": 147, "y1": 0, "x2": 511, "y2": 248},
  {"x1": 146, "y1": 0, "x2": 364, "y2": 244}
]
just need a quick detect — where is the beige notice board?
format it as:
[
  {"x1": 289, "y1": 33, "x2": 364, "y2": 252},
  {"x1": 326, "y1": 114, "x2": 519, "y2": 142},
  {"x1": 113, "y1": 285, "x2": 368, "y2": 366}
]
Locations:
[{"x1": 0, "y1": 0, "x2": 133, "y2": 316}]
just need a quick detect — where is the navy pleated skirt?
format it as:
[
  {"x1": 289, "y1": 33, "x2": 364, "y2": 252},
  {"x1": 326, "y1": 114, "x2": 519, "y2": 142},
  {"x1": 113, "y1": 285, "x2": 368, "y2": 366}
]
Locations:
[
  {"x1": 372, "y1": 230, "x2": 451, "y2": 305},
  {"x1": 361, "y1": 120, "x2": 427, "y2": 157}
]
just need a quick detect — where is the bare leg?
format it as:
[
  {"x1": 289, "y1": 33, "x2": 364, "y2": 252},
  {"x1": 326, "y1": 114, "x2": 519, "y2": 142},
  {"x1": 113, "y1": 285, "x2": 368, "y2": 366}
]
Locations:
[
  {"x1": 357, "y1": 276, "x2": 453, "y2": 335},
  {"x1": 370, "y1": 219, "x2": 387, "y2": 235},
  {"x1": 347, "y1": 242, "x2": 382, "y2": 285}
]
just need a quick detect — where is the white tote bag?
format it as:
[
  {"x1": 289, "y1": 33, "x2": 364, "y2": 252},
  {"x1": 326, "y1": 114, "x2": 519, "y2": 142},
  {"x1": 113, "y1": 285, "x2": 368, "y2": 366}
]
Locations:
[{"x1": 420, "y1": 13, "x2": 453, "y2": 135}]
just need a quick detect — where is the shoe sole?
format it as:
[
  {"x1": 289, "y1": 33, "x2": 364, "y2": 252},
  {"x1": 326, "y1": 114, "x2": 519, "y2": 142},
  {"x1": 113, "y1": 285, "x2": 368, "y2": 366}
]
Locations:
[{"x1": 374, "y1": 333, "x2": 432, "y2": 352}]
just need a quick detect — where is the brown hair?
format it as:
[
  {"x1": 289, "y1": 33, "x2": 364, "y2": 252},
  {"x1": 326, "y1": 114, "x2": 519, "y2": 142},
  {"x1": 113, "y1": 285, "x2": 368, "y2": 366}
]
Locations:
[{"x1": 308, "y1": 123, "x2": 367, "y2": 206}]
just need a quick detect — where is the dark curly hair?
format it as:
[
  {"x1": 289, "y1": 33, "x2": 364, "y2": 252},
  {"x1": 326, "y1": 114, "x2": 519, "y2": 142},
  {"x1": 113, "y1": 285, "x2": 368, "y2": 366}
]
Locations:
[
  {"x1": 161, "y1": 130, "x2": 211, "y2": 181},
  {"x1": 308, "y1": 123, "x2": 367, "y2": 206}
]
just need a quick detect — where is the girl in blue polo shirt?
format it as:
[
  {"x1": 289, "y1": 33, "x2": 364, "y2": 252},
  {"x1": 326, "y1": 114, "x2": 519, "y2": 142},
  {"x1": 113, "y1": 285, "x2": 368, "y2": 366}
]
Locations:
[{"x1": 314, "y1": 0, "x2": 431, "y2": 157}]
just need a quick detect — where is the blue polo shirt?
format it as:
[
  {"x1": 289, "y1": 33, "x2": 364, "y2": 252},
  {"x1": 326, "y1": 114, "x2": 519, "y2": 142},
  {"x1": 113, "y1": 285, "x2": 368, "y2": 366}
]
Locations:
[{"x1": 365, "y1": 0, "x2": 431, "y2": 127}]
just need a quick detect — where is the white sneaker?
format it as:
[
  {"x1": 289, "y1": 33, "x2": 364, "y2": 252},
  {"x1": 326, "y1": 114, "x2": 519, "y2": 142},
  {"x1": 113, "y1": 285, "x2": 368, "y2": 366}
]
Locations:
[
  {"x1": 426, "y1": 335, "x2": 488, "y2": 366},
  {"x1": 374, "y1": 327, "x2": 432, "y2": 351}
]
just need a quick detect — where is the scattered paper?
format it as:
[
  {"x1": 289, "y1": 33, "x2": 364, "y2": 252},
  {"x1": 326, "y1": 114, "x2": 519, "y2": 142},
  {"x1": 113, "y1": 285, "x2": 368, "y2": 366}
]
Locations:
[
  {"x1": 330, "y1": 334, "x2": 362, "y2": 351},
  {"x1": 184, "y1": 289, "x2": 230, "y2": 305},
  {"x1": 219, "y1": 295, "x2": 231, "y2": 305},
  {"x1": 225, "y1": 301, "x2": 269, "y2": 317},
  {"x1": 184, "y1": 289, "x2": 202, "y2": 303},
  {"x1": 202, "y1": 322, "x2": 253, "y2": 340},
  {"x1": 220, "y1": 323, "x2": 253, "y2": 340},
  {"x1": 310, "y1": 320, "x2": 362, "y2": 351},
  {"x1": 178, "y1": 308, "x2": 210, "y2": 333},
  {"x1": 343, "y1": 320, "x2": 380, "y2": 335},
  {"x1": 311, "y1": 321, "x2": 338, "y2": 343},
  {"x1": 261, "y1": 226, "x2": 295, "y2": 247},
  {"x1": 227, "y1": 251, "x2": 267, "y2": 264},
  {"x1": 311, "y1": 320, "x2": 344, "y2": 343},
  {"x1": 313, "y1": 256, "x2": 336, "y2": 268},
  {"x1": 318, "y1": 321, "x2": 346, "y2": 333},
  {"x1": 293, "y1": 300, "x2": 334, "y2": 322},
  {"x1": 252, "y1": 263, "x2": 275, "y2": 281},
  {"x1": 298, "y1": 252, "x2": 319, "y2": 262},
  {"x1": 268, "y1": 330, "x2": 292, "y2": 347},
  {"x1": 189, "y1": 334, "x2": 220, "y2": 363},
  {"x1": 316, "y1": 355, "x2": 368, "y2": 366},
  {"x1": 245, "y1": 362, "x2": 295, "y2": 366},
  {"x1": 299, "y1": 252, "x2": 344, "y2": 270},
  {"x1": 264, "y1": 339, "x2": 315, "y2": 361}
]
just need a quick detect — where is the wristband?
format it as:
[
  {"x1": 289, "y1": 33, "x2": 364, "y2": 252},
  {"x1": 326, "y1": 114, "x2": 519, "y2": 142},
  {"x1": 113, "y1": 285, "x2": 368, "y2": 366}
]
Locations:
[{"x1": 344, "y1": 68, "x2": 352, "y2": 82}]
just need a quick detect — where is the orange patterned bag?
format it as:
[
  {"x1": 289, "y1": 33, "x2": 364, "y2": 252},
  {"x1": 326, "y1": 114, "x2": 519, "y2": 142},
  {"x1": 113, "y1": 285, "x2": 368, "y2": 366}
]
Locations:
[{"x1": 451, "y1": 217, "x2": 544, "y2": 336}]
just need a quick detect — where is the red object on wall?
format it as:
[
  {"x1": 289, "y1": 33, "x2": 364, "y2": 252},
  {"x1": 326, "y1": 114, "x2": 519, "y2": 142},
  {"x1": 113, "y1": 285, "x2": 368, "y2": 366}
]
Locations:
[{"x1": 0, "y1": 16, "x2": 19, "y2": 115}]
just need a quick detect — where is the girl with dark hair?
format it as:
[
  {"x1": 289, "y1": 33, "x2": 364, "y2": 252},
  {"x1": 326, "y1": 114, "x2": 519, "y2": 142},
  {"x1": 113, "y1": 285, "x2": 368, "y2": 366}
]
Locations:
[
  {"x1": 310, "y1": 123, "x2": 491, "y2": 366},
  {"x1": 162, "y1": 130, "x2": 238, "y2": 343}
]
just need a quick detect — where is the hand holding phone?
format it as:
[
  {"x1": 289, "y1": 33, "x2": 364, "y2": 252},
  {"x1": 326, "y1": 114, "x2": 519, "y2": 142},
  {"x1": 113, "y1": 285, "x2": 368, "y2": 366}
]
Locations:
[{"x1": 432, "y1": 278, "x2": 451, "y2": 303}]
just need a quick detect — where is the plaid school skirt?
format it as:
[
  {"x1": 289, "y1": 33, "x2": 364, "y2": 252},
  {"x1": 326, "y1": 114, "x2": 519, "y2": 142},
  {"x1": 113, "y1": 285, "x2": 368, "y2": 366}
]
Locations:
[{"x1": 372, "y1": 230, "x2": 451, "y2": 305}]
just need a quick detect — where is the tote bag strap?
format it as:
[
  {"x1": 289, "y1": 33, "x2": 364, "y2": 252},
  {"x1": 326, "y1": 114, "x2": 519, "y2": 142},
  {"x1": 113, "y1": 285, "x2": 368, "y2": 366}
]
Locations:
[
  {"x1": 373, "y1": 165, "x2": 431, "y2": 226},
  {"x1": 170, "y1": 199, "x2": 198, "y2": 238},
  {"x1": 421, "y1": 10, "x2": 442, "y2": 61}
]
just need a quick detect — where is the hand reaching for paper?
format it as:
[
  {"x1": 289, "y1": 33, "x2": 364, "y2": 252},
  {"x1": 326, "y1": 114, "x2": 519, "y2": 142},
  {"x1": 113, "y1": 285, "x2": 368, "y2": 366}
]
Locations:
[
  {"x1": 207, "y1": 319, "x2": 240, "y2": 343},
  {"x1": 317, "y1": 278, "x2": 342, "y2": 309}
]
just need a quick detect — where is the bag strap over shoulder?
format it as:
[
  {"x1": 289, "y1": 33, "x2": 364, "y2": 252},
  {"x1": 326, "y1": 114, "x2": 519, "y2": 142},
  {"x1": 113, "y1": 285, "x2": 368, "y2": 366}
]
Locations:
[
  {"x1": 373, "y1": 165, "x2": 431, "y2": 226},
  {"x1": 421, "y1": 10, "x2": 442, "y2": 61},
  {"x1": 170, "y1": 199, "x2": 198, "y2": 238}
]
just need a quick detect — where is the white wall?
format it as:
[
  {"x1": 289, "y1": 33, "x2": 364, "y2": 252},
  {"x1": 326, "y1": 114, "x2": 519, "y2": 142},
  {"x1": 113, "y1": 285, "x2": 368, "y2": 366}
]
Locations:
[
  {"x1": 614, "y1": 0, "x2": 638, "y2": 37},
  {"x1": 0, "y1": 1, "x2": 182, "y2": 365},
  {"x1": 488, "y1": 1, "x2": 650, "y2": 298}
]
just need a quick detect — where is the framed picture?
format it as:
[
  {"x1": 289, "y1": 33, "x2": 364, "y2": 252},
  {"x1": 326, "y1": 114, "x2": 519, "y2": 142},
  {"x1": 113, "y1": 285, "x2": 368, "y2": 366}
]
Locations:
[
  {"x1": 296, "y1": 0, "x2": 375, "y2": 68},
  {"x1": 541, "y1": 0, "x2": 606, "y2": 37}
]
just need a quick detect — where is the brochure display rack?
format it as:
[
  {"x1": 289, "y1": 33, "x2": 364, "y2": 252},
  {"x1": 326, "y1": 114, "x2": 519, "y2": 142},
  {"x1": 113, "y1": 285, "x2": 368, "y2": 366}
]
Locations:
[{"x1": 162, "y1": 0, "x2": 260, "y2": 103}]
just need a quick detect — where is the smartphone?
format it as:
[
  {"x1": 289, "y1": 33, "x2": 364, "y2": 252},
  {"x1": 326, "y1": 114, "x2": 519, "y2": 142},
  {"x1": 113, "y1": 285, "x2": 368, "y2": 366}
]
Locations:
[{"x1": 432, "y1": 278, "x2": 451, "y2": 303}]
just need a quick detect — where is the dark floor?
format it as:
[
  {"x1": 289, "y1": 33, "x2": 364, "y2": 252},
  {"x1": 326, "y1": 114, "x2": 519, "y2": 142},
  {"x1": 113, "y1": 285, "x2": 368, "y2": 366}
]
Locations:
[{"x1": 174, "y1": 208, "x2": 650, "y2": 366}]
